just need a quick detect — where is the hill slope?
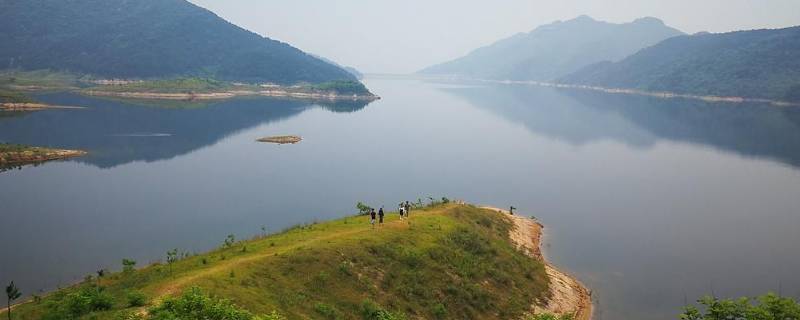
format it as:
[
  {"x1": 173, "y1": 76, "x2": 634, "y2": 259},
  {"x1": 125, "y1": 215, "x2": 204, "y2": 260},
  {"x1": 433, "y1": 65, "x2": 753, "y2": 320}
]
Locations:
[
  {"x1": 5, "y1": 204, "x2": 572, "y2": 320},
  {"x1": 560, "y1": 26, "x2": 800, "y2": 102},
  {"x1": 420, "y1": 15, "x2": 684, "y2": 81},
  {"x1": 0, "y1": 0, "x2": 355, "y2": 84}
]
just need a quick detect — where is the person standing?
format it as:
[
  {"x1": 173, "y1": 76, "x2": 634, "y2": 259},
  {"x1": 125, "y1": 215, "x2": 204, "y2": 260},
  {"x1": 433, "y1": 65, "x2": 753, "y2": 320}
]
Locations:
[
  {"x1": 399, "y1": 203, "x2": 405, "y2": 219},
  {"x1": 404, "y1": 201, "x2": 411, "y2": 217},
  {"x1": 370, "y1": 208, "x2": 376, "y2": 228},
  {"x1": 378, "y1": 207, "x2": 385, "y2": 224}
]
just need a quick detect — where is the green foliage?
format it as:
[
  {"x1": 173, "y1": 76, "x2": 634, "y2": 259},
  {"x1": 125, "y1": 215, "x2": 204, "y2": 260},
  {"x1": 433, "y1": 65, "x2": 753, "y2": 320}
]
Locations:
[
  {"x1": 224, "y1": 234, "x2": 236, "y2": 248},
  {"x1": 314, "y1": 302, "x2": 343, "y2": 320},
  {"x1": 360, "y1": 300, "x2": 407, "y2": 320},
  {"x1": 148, "y1": 287, "x2": 284, "y2": 320},
  {"x1": 166, "y1": 249, "x2": 179, "y2": 274},
  {"x1": 312, "y1": 81, "x2": 370, "y2": 95},
  {"x1": 680, "y1": 293, "x2": 800, "y2": 320},
  {"x1": 42, "y1": 286, "x2": 115, "y2": 319},
  {"x1": 122, "y1": 259, "x2": 137, "y2": 273},
  {"x1": 6, "y1": 281, "x2": 22, "y2": 320},
  {"x1": 356, "y1": 202, "x2": 373, "y2": 215},
  {"x1": 126, "y1": 290, "x2": 147, "y2": 307}
]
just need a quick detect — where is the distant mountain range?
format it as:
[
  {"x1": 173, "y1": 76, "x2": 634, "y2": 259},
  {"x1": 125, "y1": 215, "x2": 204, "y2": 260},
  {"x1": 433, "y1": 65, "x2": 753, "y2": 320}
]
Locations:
[
  {"x1": 560, "y1": 26, "x2": 800, "y2": 103},
  {"x1": 0, "y1": 0, "x2": 356, "y2": 84},
  {"x1": 420, "y1": 15, "x2": 684, "y2": 81}
]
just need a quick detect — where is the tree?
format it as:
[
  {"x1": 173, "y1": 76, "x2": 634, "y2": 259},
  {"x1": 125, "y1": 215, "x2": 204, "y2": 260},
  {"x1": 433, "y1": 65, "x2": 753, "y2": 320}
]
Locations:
[
  {"x1": 356, "y1": 202, "x2": 373, "y2": 215},
  {"x1": 122, "y1": 258, "x2": 137, "y2": 273},
  {"x1": 167, "y1": 249, "x2": 179, "y2": 275},
  {"x1": 223, "y1": 234, "x2": 236, "y2": 248},
  {"x1": 5, "y1": 281, "x2": 21, "y2": 320},
  {"x1": 680, "y1": 293, "x2": 800, "y2": 320}
]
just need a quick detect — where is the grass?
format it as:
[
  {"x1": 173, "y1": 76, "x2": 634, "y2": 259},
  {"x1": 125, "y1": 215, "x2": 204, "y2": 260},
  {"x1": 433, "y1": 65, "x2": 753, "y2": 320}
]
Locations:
[
  {"x1": 89, "y1": 78, "x2": 235, "y2": 93},
  {"x1": 0, "y1": 69, "x2": 81, "y2": 90},
  {"x1": 5, "y1": 204, "x2": 550, "y2": 320}
]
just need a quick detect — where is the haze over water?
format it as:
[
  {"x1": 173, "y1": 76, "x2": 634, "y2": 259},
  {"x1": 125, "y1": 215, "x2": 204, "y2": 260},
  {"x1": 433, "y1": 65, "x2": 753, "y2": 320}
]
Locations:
[{"x1": 2, "y1": 78, "x2": 800, "y2": 319}]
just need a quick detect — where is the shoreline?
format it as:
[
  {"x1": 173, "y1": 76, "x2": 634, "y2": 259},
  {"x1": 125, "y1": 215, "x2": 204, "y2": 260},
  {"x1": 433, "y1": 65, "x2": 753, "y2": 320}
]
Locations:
[
  {"x1": 418, "y1": 75, "x2": 800, "y2": 107},
  {"x1": 81, "y1": 89, "x2": 380, "y2": 102},
  {"x1": 0, "y1": 146, "x2": 87, "y2": 169},
  {"x1": 1, "y1": 102, "x2": 86, "y2": 111},
  {"x1": 482, "y1": 206, "x2": 593, "y2": 320}
]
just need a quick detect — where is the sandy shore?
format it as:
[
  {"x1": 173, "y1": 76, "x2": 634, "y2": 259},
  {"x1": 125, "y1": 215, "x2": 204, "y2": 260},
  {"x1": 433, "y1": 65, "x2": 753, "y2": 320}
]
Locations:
[
  {"x1": 0, "y1": 102, "x2": 85, "y2": 111},
  {"x1": 482, "y1": 206, "x2": 593, "y2": 320},
  {"x1": 82, "y1": 89, "x2": 380, "y2": 102}
]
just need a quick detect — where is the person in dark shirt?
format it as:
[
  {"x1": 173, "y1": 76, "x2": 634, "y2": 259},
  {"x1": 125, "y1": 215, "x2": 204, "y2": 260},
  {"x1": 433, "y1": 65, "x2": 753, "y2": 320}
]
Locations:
[
  {"x1": 370, "y1": 208, "x2": 376, "y2": 228},
  {"x1": 378, "y1": 207, "x2": 385, "y2": 224}
]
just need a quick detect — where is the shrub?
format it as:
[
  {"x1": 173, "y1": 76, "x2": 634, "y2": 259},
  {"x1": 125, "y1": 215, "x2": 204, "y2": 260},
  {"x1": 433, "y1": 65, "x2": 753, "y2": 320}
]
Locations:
[
  {"x1": 41, "y1": 286, "x2": 115, "y2": 318},
  {"x1": 148, "y1": 288, "x2": 288, "y2": 320},
  {"x1": 314, "y1": 302, "x2": 342, "y2": 320},
  {"x1": 122, "y1": 258, "x2": 137, "y2": 273},
  {"x1": 360, "y1": 300, "x2": 406, "y2": 320},
  {"x1": 127, "y1": 290, "x2": 147, "y2": 307},
  {"x1": 680, "y1": 293, "x2": 800, "y2": 320}
]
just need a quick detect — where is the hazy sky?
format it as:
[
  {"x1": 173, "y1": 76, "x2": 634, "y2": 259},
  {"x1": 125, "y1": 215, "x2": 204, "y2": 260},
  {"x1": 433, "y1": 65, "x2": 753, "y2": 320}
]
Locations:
[{"x1": 189, "y1": 0, "x2": 800, "y2": 74}]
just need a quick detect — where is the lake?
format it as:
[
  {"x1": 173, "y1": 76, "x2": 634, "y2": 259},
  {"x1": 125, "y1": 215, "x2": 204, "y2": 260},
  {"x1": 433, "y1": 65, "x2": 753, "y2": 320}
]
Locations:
[{"x1": 1, "y1": 77, "x2": 799, "y2": 319}]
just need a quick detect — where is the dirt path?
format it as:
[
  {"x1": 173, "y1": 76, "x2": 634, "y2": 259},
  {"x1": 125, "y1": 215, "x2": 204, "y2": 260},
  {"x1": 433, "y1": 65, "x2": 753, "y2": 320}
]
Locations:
[{"x1": 482, "y1": 207, "x2": 593, "y2": 320}]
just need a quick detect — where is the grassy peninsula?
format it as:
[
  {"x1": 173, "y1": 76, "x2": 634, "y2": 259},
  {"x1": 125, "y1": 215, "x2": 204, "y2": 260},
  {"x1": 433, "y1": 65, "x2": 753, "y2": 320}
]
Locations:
[
  {"x1": 0, "y1": 143, "x2": 87, "y2": 171},
  {"x1": 2, "y1": 204, "x2": 590, "y2": 320}
]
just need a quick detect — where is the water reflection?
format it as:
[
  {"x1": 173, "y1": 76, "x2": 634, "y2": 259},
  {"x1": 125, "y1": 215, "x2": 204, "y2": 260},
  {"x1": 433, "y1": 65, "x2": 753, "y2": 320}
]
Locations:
[
  {"x1": 444, "y1": 84, "x2": 800, "y2": 168},
  {"x1": 0, "y1": 94, "x2": 371, "y2": 168}
]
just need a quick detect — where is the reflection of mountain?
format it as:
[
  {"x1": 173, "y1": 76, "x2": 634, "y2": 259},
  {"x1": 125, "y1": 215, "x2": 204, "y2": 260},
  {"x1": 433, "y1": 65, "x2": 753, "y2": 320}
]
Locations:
[
  {"x1": 445, "y1": 84, "x2": 800, "y2": 167},
  {"x1": 0, "y1": 94, "x2": 371, "y2": 168}
]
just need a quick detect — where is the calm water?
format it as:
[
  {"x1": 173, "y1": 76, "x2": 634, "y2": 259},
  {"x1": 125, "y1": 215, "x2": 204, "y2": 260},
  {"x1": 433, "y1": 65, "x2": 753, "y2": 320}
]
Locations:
[{"x1": 2, "y1": 78, "x2": 800, "y2": 319}]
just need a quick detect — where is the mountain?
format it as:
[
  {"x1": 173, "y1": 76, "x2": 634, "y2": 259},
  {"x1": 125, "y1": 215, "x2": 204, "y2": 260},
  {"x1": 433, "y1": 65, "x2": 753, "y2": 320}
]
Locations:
[
  {"x1": 0, "y1": 0, "x2": 356, "y2": 84},
  {"x1": 312, "y1": 54, "x2": 364, "y2": 79},
  {"x1": 419, "y1": 15, "x2": 684, "y2": 81},
  {"x1": 560, "y1": 26, "x2": 800, "y2": 102}
]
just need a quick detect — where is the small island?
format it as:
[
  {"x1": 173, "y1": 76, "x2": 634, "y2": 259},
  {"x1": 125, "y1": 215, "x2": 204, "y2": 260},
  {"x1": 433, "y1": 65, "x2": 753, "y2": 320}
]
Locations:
[
  {"x1": 0, "y1": 143, "x2": 87, "y2": 170},
  {"x1": 257, "y1": 135, "x2": 303, "y2": 144}
]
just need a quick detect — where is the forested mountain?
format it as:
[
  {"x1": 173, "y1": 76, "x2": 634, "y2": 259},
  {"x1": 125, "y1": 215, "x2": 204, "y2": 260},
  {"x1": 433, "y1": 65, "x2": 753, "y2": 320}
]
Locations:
[
  {"x1": 560, "y1": 26, "x2": 800, "y2": 102},
  {"x1": 419, "y1": 15, "x2": 684, "y2": 81},
  {"x1": 0, "y1": 0, "x2": 356, "y2": 84}
]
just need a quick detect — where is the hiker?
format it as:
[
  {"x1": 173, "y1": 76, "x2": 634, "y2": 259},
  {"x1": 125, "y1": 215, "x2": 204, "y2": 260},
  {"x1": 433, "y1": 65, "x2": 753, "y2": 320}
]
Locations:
[
  {"x1": 510, "y1": 206, "x2": 516, "y2": 215},
  {"x1": 405, "y1": 201, "x2": 411, "y2": 217},
  {"x1": 370, "y1": 208, "x2": 377, "y2": 228},
  {"x1": 399, "y1": 203, "x2": 405, "y2": 219},
  {"x1": 378, "y1": 207, "x2": 385, "y2": 224}
]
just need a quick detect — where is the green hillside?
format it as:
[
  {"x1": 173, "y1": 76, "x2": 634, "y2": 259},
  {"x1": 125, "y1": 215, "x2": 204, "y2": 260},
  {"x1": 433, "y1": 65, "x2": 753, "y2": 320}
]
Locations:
[
  {"x1": 0, "y1": 0, "x2": 356, "y2": 84},
  {"x1": 560, "y1": 26, "x2": 800, "y2": 102},
  {"x1": 4, "y1": 204, "x2": 550, "y2": 320},
  {"x1": 419, "y1": 16, "x2": 683, "y2": 81}
]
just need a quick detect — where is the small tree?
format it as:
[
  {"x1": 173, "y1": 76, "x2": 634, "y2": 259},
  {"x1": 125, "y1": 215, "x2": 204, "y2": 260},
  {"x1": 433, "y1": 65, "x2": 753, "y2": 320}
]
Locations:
[
  {"x1": 356, "y1": 202, "x2": 373, "y2": 215},
  {"x1": 223, "y1": 234, "x2": 235, "y2": 248},
  {"x1": 122, "y1": 259, "x2": 137, "y2": 273},
  {"x1": 166, "y1": 249, "x2": 178, "y2": 275},
  {"x1": 96, "y1": 269, "x2": 106, "y2": 286},
  {"x1": 5, "y1": 281, "x2": 21, "y2": 320}
]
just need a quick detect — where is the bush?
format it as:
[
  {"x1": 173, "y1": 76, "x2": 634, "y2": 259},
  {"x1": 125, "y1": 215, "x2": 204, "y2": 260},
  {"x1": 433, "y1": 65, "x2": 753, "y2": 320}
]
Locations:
[
  {"x1": 41, "y1": 286, "x2": 116, "y2": 319},
  {"x1": 314, "y1": 302, "x2": 342, "y2": 320},
  {"x1": 680, "y1": 293, "x2": 800, "y2": 320},
  {"x1": 148, "y1": 287, "x2": 286, "y2": 320},
  {"x1": 127, "y1": 290, "x2": 147, "y2": 307},
  {"x1": 360, "y1": 300, "x2": 406, "y2": 320}
]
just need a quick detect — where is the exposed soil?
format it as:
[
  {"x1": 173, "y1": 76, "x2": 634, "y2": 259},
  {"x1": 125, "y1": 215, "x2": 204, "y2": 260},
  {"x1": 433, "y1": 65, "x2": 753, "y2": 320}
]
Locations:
[
  {"x1": 257, "y1": 135, "x2": 303, "y2": 144},
  {"x1": 482, "y1": 206, "x2": 593, "y2": 320}
]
